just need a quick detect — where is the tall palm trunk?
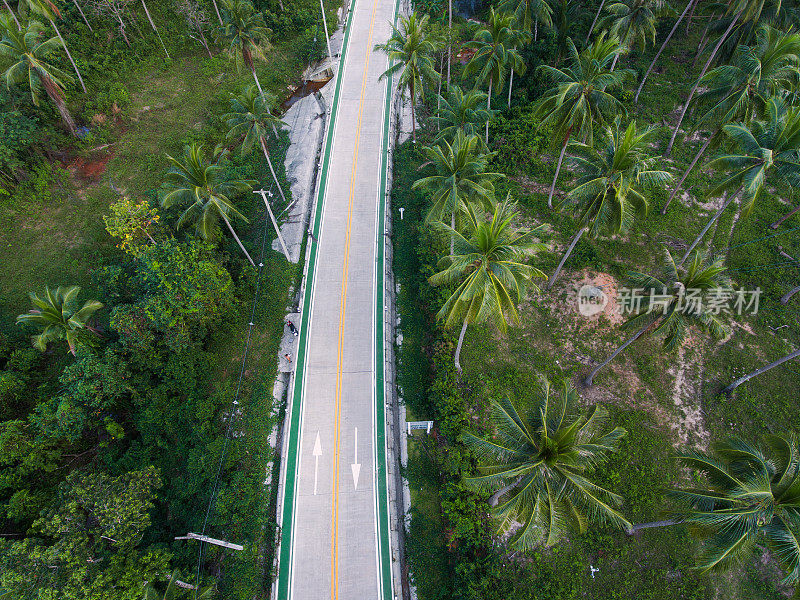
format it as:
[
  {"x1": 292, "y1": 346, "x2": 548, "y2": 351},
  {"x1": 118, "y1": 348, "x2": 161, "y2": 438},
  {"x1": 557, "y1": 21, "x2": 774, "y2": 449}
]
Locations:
[
  {"x1": 548, "y1": 128, "x2": 571, "y2": 208},
  {"x1": 679, "y1": 189, "x2": 738, "y2": 265},
  {"x1": 610, "y1": 52, "x2": 619, "y2": 71},
  {"x1": 585, "y1": 322, "x2": 650, "y2": 386},
  {"x1": 692, "y1": 13, "x2": 716, "y2": 68},
  {"x1": 534, "y1": 17, "x2": 538, "y2": 41},
  {"x1": 780, "y1": 285, "x2": 800, "y2": 304},
  {"x1": 586, "y1": 0, "x2": 606, "y2": 43},
  {"x1": 685, "y1": 0, "x2": 698, "y2": 33},
  {"x1": 39, "y1": 72, "x2": 78, "y2": 136},
  {"x1": 49, "y1": 18, "x2": 87, "y2": 93},
  {"x1": 197, "y1": 25, "x2": 213, "y2": 58},
  {"x1": 626, "y1": 519, "x2": 679, "y2": 534},
  {"x1": 260, "y1": 136, "x2": 287, "y2": 204},
  {"x1": 661, "y1": 135, "x2": 712, "y2": 215},
  {"x1": 454, "y1": 316, "x2": 469, "y2": 373},
  {"x1": 211, "y1": 0, "x2": 223, "y2": 25},
  {"x1": 410, "y1": 79, "x2": 417, "y2": 142},
  {"x1": 485, "y1": 78, "x2": 492, "y2": 143},
  {"x1": 507, "y1": 69, "x2": 513, "y2": 107},
  {"x1": 547, "y1": 227, "x2": 584, "y2": 290},
  {"x1": 2, "y1": 0, "x2": 21, "y2": 29},
  {"x1": 450, "y1": 210, "x2": 456, "y2": 255},
  {"x1": 771, "y1": 203, "x2": 800, "y2": 229},
  {"x1": 141, "y1": 0, "x2": 170, "y2": 58},
  {"x1": 635, "y1": 0, "x2": 696, "y2": 103},
  {"x1": 73, "y1": 0, "x2": 92, "y2": 31},
  {"x1": 437, "y1": 53, "x2": 443, "y2": 130},
  {"x1": 723, "y1": 348, "x2": 800, "y2": 395},
  {"x1": 447, "y1": 0, "x2": 452, "y2": 86},
  {"x1": 666, "y1": 13, "x2": 740, "y2": 156},
  {"x1": 220, "y1": 210, "x2": 255, "y2": 266}
]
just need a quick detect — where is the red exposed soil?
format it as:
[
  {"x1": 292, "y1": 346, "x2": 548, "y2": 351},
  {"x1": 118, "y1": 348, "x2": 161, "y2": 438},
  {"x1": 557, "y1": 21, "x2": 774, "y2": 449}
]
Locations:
[{"x1": 69, "y1": 150, "x2": 114, "y2": 182}]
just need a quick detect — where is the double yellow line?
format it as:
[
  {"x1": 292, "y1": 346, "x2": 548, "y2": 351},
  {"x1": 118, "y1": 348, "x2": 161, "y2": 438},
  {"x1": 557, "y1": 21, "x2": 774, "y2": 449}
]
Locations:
[{"x1": 329, "y1": 0, "x2": 382, "y2": 598}]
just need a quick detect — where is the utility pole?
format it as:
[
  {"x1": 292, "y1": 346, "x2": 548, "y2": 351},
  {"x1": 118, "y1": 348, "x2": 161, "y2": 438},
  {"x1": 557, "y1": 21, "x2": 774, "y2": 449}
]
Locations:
[
  {"x1": 254, "y1": 189, "x2": 291, "y2": 261},
  {"x1": 175, "y1": 532, "x2": 244, "y2": 551},
  {"x1": 319, "y1": 0, "x2": 333, "y2": 63}
]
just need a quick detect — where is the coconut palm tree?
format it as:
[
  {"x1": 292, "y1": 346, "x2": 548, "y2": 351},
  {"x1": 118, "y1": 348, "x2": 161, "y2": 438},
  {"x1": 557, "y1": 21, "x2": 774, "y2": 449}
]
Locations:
[
  {"x1": 16, "y1": 286, "x2": 103, "y2": 356},
  {"x1": 634, "y1": 0, "x2": 699, "y2": 102},
  {"x1": 463, "y1": 8, "x2": 529, "y2": 139},
  {"x1": 160, "y1": 143, "x2": 257, "y2": 266},
  {"x1": 722, "y1": 347, "x2": 800, "y2": 394},
  {"x1": 375, "y1": 12, "x2": 441, "y2": 142},
  {"x1": 680, "y1": 98, "x2": 800, "y2": 264},
  {"x1": 533, "y1": 35, "x2": 632, "y2": 208},
  {"x1": 547, "y1": 118, "x2": 671, "y2": 289},
  {"x1": 218, "y1": 0, "x2": 272, "y2": 98},
  {"x1": 1, "y1": 1, "x2": 21, "y2": 29},
  {"x1": 585, "y1": 248, "x2": 730, "y2": 386},
  {"x1": 464, "y1": 377, "x2": 630, "y2": 548},
  {"x1": 413, "y1": 130, "x2": 501, "y2": 252},
  {"x1": 665, "y1": 0, "x2": 781, "y2": 155},
  {"x1": 224, "y1": 84, "x2": 286, "y2": 203},
  {"x1": 0, "y1": 17, "x2": 78, "y2": 135},
  {"x1": 662, "y1": 26, "x2": 800, "y2": 215},
  {"x1": 428, "y1": 198, "x2": 546, "y2": 372},
  {"x1": 22, "y1": 0, "x2": 87, "y2": 93},
  {"x1": 498, "y1": 0, "x2": 553, "y2": 40},
  {"x1": 432, "y1": 85, "x2": 497, "y2": 149},
  {"x1": 671, "y1": 435, "x2": 800, "y2": 583},
  {"x1": 140, "y1": 0, "x2": 169, "y2": 58},
  {"x1": 599, "y1": 0, "x2": 673, "y2": 71}
]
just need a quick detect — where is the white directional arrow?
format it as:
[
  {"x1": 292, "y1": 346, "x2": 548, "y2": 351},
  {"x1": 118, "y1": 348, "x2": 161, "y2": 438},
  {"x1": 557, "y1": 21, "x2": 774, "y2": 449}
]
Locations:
[
  {"x1": 351, "y1": 427, "x2": 361, "y2": 490},
  {"x1": 312, "y1": 431, "x2": 322, "y2": 496}
]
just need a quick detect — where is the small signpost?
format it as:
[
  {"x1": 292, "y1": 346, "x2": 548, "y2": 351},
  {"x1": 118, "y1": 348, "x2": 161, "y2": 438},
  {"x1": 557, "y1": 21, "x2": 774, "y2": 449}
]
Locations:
[{"x1": 406, "y1": 421, "x2": 434, "y2": 436}]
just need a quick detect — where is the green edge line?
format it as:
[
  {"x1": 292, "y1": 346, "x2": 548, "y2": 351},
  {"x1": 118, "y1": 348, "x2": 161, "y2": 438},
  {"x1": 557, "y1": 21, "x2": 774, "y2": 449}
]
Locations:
[
  {"x1": 375, "y1": 0, "x2": 401, "y2": 597},
  {"x1": 276, "y1": 1, "x2": 358, "y2": 597}
]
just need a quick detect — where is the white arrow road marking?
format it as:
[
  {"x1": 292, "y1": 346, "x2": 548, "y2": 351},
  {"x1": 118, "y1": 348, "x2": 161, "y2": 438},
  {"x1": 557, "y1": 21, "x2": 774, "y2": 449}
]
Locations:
[
  {"x1": 313, "y1": 431, "x2": 322, "y2": 496},
  {"x1": 351, "y1": 427, "x2": 361, "y2": 490}
]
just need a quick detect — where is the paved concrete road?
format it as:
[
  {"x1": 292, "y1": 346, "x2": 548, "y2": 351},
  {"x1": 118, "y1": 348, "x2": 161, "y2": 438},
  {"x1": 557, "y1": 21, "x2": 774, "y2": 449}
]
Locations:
[{"x1": 276, "y1": 0, "x2": 397, "y2": 598}]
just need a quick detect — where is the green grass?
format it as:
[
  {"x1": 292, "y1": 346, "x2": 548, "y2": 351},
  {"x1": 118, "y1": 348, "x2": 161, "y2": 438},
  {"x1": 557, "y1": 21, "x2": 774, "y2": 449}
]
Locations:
[{"x1": 395, "y1": 7, "x2": 800, "y2": 596}]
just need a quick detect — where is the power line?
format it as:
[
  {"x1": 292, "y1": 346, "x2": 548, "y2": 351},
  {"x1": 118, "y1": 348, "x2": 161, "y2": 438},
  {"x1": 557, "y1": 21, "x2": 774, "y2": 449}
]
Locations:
[
  {"x1": 729, "y1": 223, "x2": 800, "y2": 250},
  {"x1": 192, "y1": 180, "x2": 274, "y2": 598}
]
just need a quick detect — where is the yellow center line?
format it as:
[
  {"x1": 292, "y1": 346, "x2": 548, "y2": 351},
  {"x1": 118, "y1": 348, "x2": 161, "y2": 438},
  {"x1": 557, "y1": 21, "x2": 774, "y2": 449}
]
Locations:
[{"x1": 329, "y1": 0, "x2": 381, "y2": 599}]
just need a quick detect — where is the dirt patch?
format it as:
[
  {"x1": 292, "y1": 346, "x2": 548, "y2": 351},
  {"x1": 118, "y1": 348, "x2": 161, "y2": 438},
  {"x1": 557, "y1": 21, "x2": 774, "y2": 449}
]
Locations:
[
  {"x1": 562, "y1": 270, "x2": 625, "y2": 326},
  {"x1": 69, "y1": 150, "x2": 115, "y2": 182},
  {"x1": 667, "y1": 336, "x2": 710, "y2": 449},
  {"x1": 511, "y1": 174, "x2": 564, "y2": 199}
]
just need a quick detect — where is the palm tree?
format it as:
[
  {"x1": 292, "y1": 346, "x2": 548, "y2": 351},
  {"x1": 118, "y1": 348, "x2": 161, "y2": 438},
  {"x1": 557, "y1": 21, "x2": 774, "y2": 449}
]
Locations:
[
  {"x1": 723, "y1": 348, "x2": 800, "y2": 394},
  {"x1": 432, "y1": 85, "x2": 497, "y2": 149},
  {"x1": 0, "y1": 17, "x2": 78, "y2": 135},
  {"x1": 142, "y1": 570, "x2": 213, "y2": 599},
  {"x1": 160, "y1": 143, "x2": 257, "y2": 266},
  {"x1": 16, "y1": 286, "x2": 103, "y2": 356},
  {"x1": 498, "y1": 0, "x2": 553, "y2": 40},
  {"x1": 585, "y1": 248, "x2": 730, "y2": 386},
  {"x1": 22, "y1": 0, "x2": 87, "y2": 93},
  {"x1": 224, "y1": 84, "x2": 286, "y2": 203},
  {"x1": 374, "y1": 12, "x2": 441, "y2": 142},
  {"x1": 72, "y1": 0, "x2": 92, "y2": 31},
  {"x1": 680, "y1": 98, "x2": 800, "y2": 264},
  {"x1": 2, "y1": 0, "x2": 22, "y2": 29},
  {"x1": 428, "y1": 198, "x2": 546, "y2": 372},
  {"x1": 665, "y1": 0, "x2": 780, "y2": 155},
  {"x1": 662, "y1": 26, "x2": 800, "y2": 215},
  {"x1": 413, "y1": 130, "x2": 501, "y2": 253},
  {"x1": 671, "y1": 435, "x2": 800, "y2": 583},
  {"x1": 463, "y1": 8, "x2": 529, "y2": 140},
  {"x1": 635, "y1": 0, "x2": 698, "y2": 102},
  {"x1": 140, "y1": 0, "x2": 169, "y2": 58},
  {"x1": 547, "y1": 118, "x2": 671, "y2": 289},
  {"x1": 600, "y1": 0, "x2": 673, "y2": 71},
  {"x1": 533, "y1": 35, "x2": 632, "y2": 208},
  {"x1": 218, "y1": 0, "x2": 272, "y2": 98},
  {"x1": 464, "y1": 377, "x2": 630, "y2": 548}
]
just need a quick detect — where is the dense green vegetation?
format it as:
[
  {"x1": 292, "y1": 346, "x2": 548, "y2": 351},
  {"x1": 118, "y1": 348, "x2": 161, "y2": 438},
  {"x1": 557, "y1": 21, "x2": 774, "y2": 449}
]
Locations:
[
  {"x1": 0, "y1": 0, "x2": 336, "y2": 597},
  {"x1": 391, "y1": 0, "x2": 800, "y2": 598}
]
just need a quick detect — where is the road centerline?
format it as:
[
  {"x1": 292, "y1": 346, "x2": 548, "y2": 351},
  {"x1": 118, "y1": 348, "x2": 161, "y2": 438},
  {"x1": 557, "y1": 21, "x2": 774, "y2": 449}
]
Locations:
[{"x1": 329, "y1": 0, "x2": 382, "y2": 598}]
